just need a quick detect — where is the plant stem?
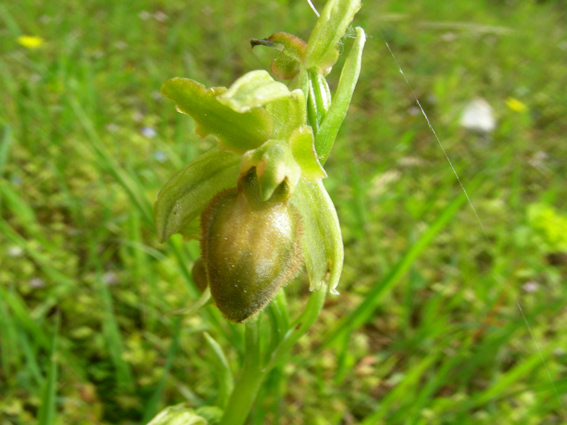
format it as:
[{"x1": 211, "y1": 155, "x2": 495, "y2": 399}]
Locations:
[
  {"x1": 219, "y1": 285, "x2": 327, "y2": 424},
  {"x1": 220, "y1": 317, "x2": 267, "y2": 425}
]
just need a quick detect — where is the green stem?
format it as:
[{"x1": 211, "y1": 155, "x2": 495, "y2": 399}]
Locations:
[
  {"x1": 220, "y1": 317, "x2": 267, "y2": 425},
  {"x1": 220, "y1": 284, "x2": 327, "y2": 424}
]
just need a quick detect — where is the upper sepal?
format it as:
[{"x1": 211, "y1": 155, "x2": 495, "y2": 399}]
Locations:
[
  {"x1": 161, "y1": 78, "x2": 273, "y2": 154},
  {"x1": 154, "y1": 148, "x2": 240, "y2": 243}
]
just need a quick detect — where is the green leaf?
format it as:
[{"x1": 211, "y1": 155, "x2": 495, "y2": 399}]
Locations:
[
  {"x1": 161, "y1": 78, "x2": 272, "y2": 154},
  {"x1": 154, "y1": 148, "x2": 240, "y2": 243},
  {"x1": 304, "y1": 0, "x2": 362, "y2": 75},
  {"x1": 289, "y1": 125, "x2": 326, "y2": 181},
  {"x1": 203, "y1": 332, "x2": 234, "y2": 408},
  {"x1": 315, "y1": 26, "x2": 366, "y2": 164},
  {"x1": 217, "y1": 70, "x2": 291, "y2": 113},
  {"x1": 291, "y1": 179, "x2": 343, "y2": 293}
]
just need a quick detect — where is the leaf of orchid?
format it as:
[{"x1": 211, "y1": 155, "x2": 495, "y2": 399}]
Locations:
[
  {"x1": 161, "y1": 78, "x2": 272, "y2": 154},
  {"x1": 266, "y1": 89, "x2": 307, "y2": 140},
  {"x1": 289, "y1": 126, "x2": 326, "y2": 181},
  {"x1": 291, "y1": 179, "x2": 343, "y2": 294},
  {"x1": 240, "y1": 140, "x2": 301, "y2": 201},
  {"x1": 315, "y1": 26, "x2": 366, "y2": 164},
  {"x1": 251, "y1": 32, "x2": 307, "y2": 79},
  {"x1": 217, "y1": 70, "x2": 290, "y2": 113},
  {"x1": 304, "y1": 0, "x2": 362, "y2": 75},
  {"x1": 154, "y1": 148, "x2": 240, "y2": 243}
]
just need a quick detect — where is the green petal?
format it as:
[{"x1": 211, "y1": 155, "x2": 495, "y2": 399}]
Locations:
[
  {"x1": 265, "y1": 89, "x2": 307, "y2": 141},
  {"x1": 289, "y1": 126, "x2": 326, "y2": 181},
  {"x1": 154, "y1": 148, "x2": 240, "y2": 243},
  {"x1": 304, "y1": 0, "x2": 362, "y2": 75},
  {"x1": 161, "y1": 78, "x2": 272, "y2": 154},
  {"x1": 217, "y1": 70, "x2": 291, "y2": 113},
  {"x1": 291, "y1": 179, "x2": 343, "y2": 294}
]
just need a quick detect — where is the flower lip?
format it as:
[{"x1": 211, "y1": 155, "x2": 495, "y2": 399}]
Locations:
[{"x1": 200, "y1": 169, "x2": 303, "y2": 323}]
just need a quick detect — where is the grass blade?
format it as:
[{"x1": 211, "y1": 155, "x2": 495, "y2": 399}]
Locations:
[
  {"x1": 142, "y1": 317, "x2": 183, "y2": 423},
  {"x1": 37, "y1": 311, "x2": 60, "y2": 425},
  {"x1": 321, "y1": 177, "x2": 483, "y2": 350},
  {"x1": 204, "y1": 331, "x2": 235, "y2": 408},
  {"x1": 0, "y1": 124, "x2": 13, "y2": 177}
]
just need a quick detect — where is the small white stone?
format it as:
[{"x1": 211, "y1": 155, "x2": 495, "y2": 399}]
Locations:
[
  {"x1": 138, "y1": 10, "x2": 151, "y2": 20},
  {"x1": 460, "y1": 98, "x2": 496, "y2": 133},
  {"x1": 29, "y1": 278, "x2": 45, "y2": 288},
  {"x1": 153, "y1": 151, "x2": 167, "y2": 163},
  {"x1": 154, "y1": 11, "x2": 168, "y2": 22},
  {"x1": 522, "y1": 281, "x2": 539, "y2": 293},
  {"x1": 141, "y1": 127, "x2": 157, "y2": 138},
  {"x1": 102, "y1": 272, "x2": 119, "y2": 285},
  {"x1": 8, "y1": 246, "x2": 24, "y2": 257}
]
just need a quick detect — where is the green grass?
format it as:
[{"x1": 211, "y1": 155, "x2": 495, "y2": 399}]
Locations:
[{"x1": 1, "y1": 0, "x2": 566, "y2": 424}]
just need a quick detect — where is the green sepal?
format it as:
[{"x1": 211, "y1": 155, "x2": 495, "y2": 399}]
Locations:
[
  {"x1": 289, "y1": 125, "x2": 326, "y2": 181},
  {"x1": 240, "y1": 140, "x2": 301, "y2": 201},
  {"x1": 217, "y1": 70, "x2": 291, "y2": 113},
  {"x1": 161, "y1": 78, "x2": 272, "y2": 154},
  {"x1": 265, "y1": 89, "x2": 307, "y2": 141},
  {"x1": 291, "y1": 179, "x2": 343, "y2": 294},
  {"x1": 154, "y1": 148, "x2": 240, "y2": 243},
  {"x1": 251, "y1": 32, "x2": 307, "y2": 79},
  {"x1": 304, "y1": 0, "x2": 362, "y2": 75},
  {"x1": 146, "y1": 403, "x2": 208, "y2": 425},
  {"x1": 315, "y1": 26, "x2": 366, "y2": 164}
]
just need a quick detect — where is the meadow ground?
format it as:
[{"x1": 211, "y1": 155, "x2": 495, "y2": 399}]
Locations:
[{"x1": 1, "y1": 0, "x2": 567, "y2": 424}]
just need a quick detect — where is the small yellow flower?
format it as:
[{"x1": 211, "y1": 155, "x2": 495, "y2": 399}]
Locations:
[
  {"x1": 17, "y1": 35, "x2": 44, "y2": 49},
  {"x1": 506, "y1": 97, "x2": 528, "y2": 113}
]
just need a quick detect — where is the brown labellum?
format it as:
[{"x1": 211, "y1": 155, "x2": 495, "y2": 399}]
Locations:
[{"x1": 200, "y1": 169, "x2": 302, "y2": 323}]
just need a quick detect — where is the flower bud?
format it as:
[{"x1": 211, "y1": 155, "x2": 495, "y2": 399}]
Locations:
[
  {"x1": 201, "y1": 169, "x2": 302, "y2": 323},
  {"x1": 146, "y1": 403, "x2": 207, "y2": 425},
  {"x1": 191, "y1": 257, "x2": 208, "y2": 293}
]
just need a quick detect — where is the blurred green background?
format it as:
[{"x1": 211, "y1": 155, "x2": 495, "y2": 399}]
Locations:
[{"x1": 1, "y1": 0, "x2": 566, "y2": 424}]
